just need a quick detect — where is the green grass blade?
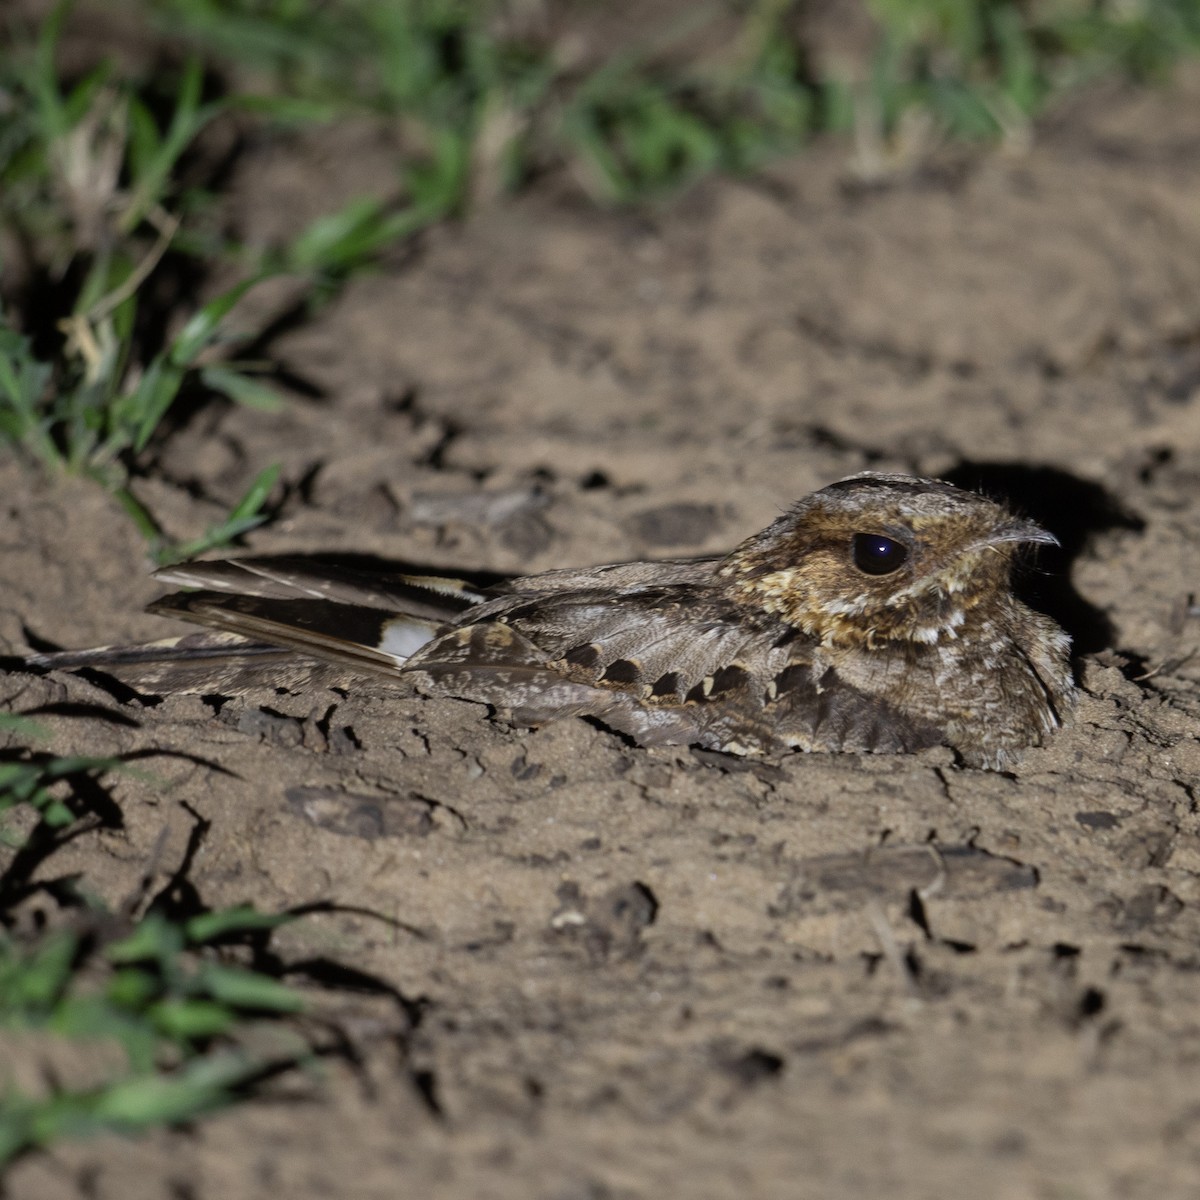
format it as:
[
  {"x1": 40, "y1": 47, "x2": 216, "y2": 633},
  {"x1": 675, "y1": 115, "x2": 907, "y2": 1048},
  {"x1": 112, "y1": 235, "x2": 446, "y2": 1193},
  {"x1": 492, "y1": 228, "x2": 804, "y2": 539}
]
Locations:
[
  {"x1": 169, "y1": 275, "x2": 266, "y2": 367},
  {"x1": 196, "y1": 964, "x2": 305, "y2": 1014},
  {"x1": 186, "y1": 905, "x2": 292, "y2": 944}
]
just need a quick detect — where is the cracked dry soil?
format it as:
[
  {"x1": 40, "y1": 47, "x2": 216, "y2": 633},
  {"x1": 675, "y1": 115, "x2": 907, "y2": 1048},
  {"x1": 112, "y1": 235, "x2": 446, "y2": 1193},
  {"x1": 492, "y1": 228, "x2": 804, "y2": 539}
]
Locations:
[{"x1": 4, "y1": 67, "x2": 1200, "y2": 1200}]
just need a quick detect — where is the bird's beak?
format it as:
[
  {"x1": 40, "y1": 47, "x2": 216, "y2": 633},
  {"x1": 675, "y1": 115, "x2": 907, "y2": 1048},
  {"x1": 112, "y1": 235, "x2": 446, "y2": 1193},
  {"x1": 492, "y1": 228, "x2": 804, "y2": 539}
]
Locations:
[{"x1": 982, "y1": 518, "x2": 1059, "y2": 549}]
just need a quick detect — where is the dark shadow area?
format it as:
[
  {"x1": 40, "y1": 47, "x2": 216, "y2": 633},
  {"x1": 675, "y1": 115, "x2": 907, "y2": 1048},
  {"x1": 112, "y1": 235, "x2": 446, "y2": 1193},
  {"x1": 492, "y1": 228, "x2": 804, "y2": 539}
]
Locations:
[
  {"x1": 143, "y1": 819, "x2": 434, "y2": 1109},
  {"x1": 20, "y1": 701, "x2": 142, "y2": 727},
  {"x1": 142, "y1": 809, "x2": 429, "y2": 1031},
  {"x1": 0, "y1": 742, "x2": 243, "y2": 922},
  {"x1": 0, "y1": 754, "x2": 126, "y2": 917},
  {"x1": 943, "y1": 461, "x2": 1144, "y2": 655}
]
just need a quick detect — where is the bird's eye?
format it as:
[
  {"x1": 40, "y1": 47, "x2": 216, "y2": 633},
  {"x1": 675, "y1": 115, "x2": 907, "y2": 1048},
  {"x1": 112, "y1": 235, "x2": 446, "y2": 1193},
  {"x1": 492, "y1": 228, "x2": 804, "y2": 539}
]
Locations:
[{"x1": 852, "y1": 533, "x2": 908, "y2": 576}]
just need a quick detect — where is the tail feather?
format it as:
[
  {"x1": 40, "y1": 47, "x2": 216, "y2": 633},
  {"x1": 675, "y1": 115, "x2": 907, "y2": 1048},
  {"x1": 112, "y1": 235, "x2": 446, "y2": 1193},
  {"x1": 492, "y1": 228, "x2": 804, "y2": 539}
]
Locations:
[
  {"x1": 20, "y1": 557, "x2": 488, "y2": 688},
  {"x1": 145, "y1": 592, "x2": 440, "y2": 678},
  {"x1": 23, "y1": 630, "x2": 284, "y2": 671}
]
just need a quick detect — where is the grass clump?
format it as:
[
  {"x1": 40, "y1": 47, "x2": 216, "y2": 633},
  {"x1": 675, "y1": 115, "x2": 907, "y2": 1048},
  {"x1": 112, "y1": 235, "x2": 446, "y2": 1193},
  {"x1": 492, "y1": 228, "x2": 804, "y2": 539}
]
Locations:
[
  {"x1": 860, "y1": 0, "x2": 1200, "y2": 154},
  {"x1": 151, "y1": 0, "x2": 1200, "y2": 201},
  {"x1": 0, "y1": 715, "x2": 311, "y2": 1167},
  {"x1": 153, "y1": 0, "x2": 828, "y2": 203},
  {"x1": 0, "y1": 4, "x2": 283, "y2": 560},
  {"x1": 0, "y1": 909, "x2": 303, "y2": 1165}
]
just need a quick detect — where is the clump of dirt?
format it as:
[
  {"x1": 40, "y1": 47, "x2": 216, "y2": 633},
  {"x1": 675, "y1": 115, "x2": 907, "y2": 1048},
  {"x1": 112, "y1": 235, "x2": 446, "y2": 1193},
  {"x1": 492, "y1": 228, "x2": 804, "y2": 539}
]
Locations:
[{"x1": 4, "y1": 65, "x2": 1200, "y2": 1200}]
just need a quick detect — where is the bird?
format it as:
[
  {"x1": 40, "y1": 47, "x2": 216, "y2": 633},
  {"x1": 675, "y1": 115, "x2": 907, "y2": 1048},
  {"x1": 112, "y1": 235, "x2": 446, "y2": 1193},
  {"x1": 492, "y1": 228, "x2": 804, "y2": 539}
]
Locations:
[{"x1": 26, "y1": 473, "x2": 1076, "y2": 770}]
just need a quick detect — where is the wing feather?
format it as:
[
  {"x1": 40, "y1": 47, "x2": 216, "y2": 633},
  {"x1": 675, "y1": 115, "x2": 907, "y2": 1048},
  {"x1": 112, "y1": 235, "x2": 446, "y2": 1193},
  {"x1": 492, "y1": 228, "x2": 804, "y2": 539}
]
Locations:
[
  {"x1": 146, "y1": 592, "x2": 441, "y2": 678},
  {"x1": 153, "y1": 556, "x2": 487, "y2": 621}
]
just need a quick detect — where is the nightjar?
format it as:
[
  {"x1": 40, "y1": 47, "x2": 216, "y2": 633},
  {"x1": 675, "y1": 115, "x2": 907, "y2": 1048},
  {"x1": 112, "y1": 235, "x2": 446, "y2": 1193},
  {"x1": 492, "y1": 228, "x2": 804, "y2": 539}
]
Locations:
[{"x1": 31, "y1": 473, "x2": 1075, "y2": 769}]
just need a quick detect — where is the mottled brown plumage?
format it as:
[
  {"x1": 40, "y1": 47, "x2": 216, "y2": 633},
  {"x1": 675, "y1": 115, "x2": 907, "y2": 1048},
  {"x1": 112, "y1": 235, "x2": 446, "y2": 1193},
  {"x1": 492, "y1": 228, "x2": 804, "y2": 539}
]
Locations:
[{"x1": 32, "y1": 473, "x2": 1076, "y2": 769}]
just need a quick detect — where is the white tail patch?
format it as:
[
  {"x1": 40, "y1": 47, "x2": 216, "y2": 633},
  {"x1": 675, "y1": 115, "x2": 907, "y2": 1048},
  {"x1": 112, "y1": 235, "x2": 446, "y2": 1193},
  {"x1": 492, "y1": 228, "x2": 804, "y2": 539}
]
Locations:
[{"x1": 377, "y1": 618, "x2": 439, "y2": 662}]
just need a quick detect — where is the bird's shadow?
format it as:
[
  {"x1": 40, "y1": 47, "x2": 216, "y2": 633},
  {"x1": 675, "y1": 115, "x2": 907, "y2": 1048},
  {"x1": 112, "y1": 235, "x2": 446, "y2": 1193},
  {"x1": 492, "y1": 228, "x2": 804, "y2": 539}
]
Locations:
[{"x1": 942, "y1": 461, "x2": 1143, "y2": 656}]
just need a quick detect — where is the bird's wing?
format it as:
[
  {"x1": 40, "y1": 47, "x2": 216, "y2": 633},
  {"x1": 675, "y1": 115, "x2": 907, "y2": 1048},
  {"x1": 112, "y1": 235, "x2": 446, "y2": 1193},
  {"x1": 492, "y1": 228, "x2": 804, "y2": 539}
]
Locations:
[
  {"x1": 401, "y1": 584, "x2": 804, "y2": 751},
  {"x1": 410, "y1": 581, "x2": 951, "y2": 756},
  {"x1": 153, "y1": 555, "x2": 489, "y2": 618},
  {"x1": 21, "y1": 557, "x2": 493, "y2": 690}
]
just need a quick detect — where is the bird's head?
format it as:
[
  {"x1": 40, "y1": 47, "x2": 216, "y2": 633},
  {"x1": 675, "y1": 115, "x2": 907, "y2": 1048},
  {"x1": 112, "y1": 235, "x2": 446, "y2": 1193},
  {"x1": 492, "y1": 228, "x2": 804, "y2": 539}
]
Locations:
[{"x1": 719, "y1": 473, "x2": 1056, "y2": 648}]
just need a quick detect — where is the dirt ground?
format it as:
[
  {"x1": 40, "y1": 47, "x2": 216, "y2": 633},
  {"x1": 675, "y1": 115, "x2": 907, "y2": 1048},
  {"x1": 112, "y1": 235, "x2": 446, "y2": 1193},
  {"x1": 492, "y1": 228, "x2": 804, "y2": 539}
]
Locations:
[{"x1": 4, "y1": 58, "x2": 1200, "y2": 1200}]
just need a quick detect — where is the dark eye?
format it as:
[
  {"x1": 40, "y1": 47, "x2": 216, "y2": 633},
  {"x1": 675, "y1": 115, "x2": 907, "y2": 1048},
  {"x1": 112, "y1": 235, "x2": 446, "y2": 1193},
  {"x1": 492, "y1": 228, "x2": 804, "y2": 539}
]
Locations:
[{"x1": 852, "y1": 533, "x2": 908, "y2": 576}]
